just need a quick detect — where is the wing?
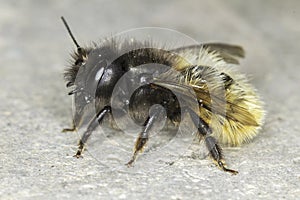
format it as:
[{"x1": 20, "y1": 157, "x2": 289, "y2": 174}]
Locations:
[
  {"x1": 153, "y1": 70, "x2": 259, "y2": 127},
  {"x1": 171, "y1": 43, "x2": 245, "y2": 65}
]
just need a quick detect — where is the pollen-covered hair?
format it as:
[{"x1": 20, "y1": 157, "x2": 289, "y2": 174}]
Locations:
[{"x1": 154, "y1": 45, "x2": 265, "y2": 146}]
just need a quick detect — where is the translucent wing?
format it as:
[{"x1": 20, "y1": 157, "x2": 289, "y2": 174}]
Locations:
[{"x1": 153, "y1": 69, "x2": 259, "y2": 127}]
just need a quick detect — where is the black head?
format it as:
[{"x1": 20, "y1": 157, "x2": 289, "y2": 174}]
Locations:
[{"x1": 61, "y1": 17, "x2": 129, "y2": 126}]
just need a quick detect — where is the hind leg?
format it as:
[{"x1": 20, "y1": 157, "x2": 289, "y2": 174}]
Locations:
[{"x1": 188, "y1": 108, "x2": 238, "y2": 175}]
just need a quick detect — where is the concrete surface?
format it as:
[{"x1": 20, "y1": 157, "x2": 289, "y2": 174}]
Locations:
[{"x1": 0, "y1": 0, "x2": 299, "y2": 199}]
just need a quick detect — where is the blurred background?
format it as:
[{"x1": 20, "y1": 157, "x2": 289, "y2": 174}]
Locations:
[{"x1": 0, "y1": 0, "x2": 299, "y2": 199}]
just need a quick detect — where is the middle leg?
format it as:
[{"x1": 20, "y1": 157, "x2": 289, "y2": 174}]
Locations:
[{"x1": 126, "y1": 108, "x2": 165, "y2": 166}]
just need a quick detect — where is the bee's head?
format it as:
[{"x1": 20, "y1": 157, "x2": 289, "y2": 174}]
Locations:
[
  {"x1": 61, "y1": 17, "x2": 129, "y2": 127},
  {"x1": 61, "y1": 16, "x2": 98, "y2": 126}
]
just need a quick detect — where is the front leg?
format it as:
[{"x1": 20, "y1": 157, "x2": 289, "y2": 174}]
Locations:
[
  {"x1": 62, "y1": 124, "x2": 77, "y2": 132},
  {"x1": 74, "y1": 106, "x2": 111, "y2": 158}
]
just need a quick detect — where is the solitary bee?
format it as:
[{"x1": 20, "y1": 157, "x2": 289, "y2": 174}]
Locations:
[{"x1": 61, "y1": 17, "x2": 264, "y2": 175}]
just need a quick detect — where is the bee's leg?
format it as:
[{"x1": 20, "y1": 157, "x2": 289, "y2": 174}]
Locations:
[
  {"x1": 126, "y1": 108, "x2": 163, "y2": 167},
  {"x1": 63, "y1": 109, "x2": 84, "y2": 132},
  {"x1": 62, "y1": 124, "x2": 76, "y2": 132},
  {"x1": 204, "y1": 136, "x2": 238, "y2": 175},
  {"x1": 188, "y1": 109, "x2": 238, "y2": 175},
  {"x1": 74, "y1": 106, "x2": 111, "y2": 158}
]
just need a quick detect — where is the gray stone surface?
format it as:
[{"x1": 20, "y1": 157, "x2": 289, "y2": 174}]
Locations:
[{"x1": 0, "y1": 0, "x2": 299, "y2": 199}]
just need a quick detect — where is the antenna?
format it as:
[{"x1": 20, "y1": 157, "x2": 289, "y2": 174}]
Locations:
[{"x1": 61, "y1": 16, "x2": 81, "y2": 49}]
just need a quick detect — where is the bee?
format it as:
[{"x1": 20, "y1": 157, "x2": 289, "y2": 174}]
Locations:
[{"x1": 61, "y1": 17, "x2": 265, "y2": 175}]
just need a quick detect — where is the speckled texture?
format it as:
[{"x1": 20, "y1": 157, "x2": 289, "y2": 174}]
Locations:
[{"x1": 0, "y1": 0, "x2": 299, "y2": 199}]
